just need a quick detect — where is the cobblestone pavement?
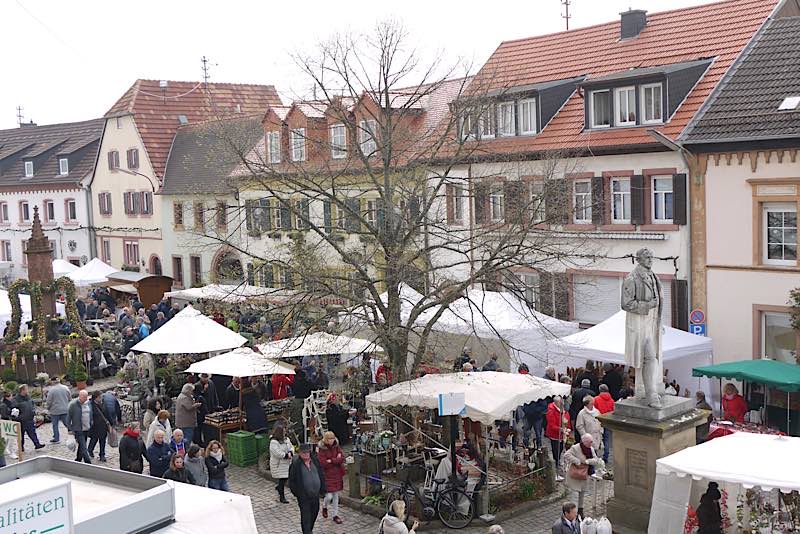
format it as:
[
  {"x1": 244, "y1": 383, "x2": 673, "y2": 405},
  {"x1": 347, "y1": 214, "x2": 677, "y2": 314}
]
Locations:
[{"x1": 14, "y1": 422, "x2": 610, "y2": 533}]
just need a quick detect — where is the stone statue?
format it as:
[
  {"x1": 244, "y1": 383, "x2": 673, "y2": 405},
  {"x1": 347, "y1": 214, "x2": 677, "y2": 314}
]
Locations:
[{"x1": 621, "y1": 248, "x2": 664, "y2": 408}]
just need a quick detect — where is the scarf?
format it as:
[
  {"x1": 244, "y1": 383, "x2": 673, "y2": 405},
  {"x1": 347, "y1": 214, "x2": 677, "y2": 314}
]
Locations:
[
  {"x1": 723, "y1": 394, "x2": 735, "y2": 401},
  {"x1": 210, "y1": 450, "x2": 223, "y2": 462},
  {"x1": 172, "y1": 439, "x2": 186, "y2": 456},
  {"x1": 587, "y1": 407, "x2": 601, "y2": 417},
  {"x1": 580, "y1": 443, "x2": 594, "y2": 459},
  {"x1": 123, "y1": 428, "x2": 140, "y2": 439}
]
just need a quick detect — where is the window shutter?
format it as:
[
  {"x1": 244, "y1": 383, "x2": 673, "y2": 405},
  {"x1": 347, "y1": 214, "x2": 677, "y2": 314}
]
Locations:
[
  {"x1": 123, "y1": 192, "x2": 130, "y2": 214},
  {"x1": 504, "y1": 181, "x2": 524, "y2": 224},
  {"x1": 671, "y1": 279, "x2": 689, "y2": 331},
  {"x1": 264, "y1": 264, "x2": 275, "y2": 288},
  {"x1": 245, "y1": 200, "x2": 256, "y2": 234},
  {"x1": 553, "y1": 272, "x2": 570, "y2": 320},
  {"x1": 537, "y1": 271, "x2": 554, "y2": 317},
  {"x1": 345, "y1": 198, "x2": 360, "y2": 231},
  {"x1": 630, "y1": 174, "x2": 645, "y2": 225},
  {"x1": 445, "y1": 184, "x2": 455, "y2": 223},
  {"x1": 376, "y1": 198, "x2": 385, "y2": 235},
  {"x1": 108, "y1": 151, "x2": 114, "y2": 170},
  {"x1": 672, "y1": 173, "x2": 688, "y2": 225},
  {"x1": 301, "y1": 199, "x2": 310, "y2": 230},
  {"x1": 106, "y1": 194, "x2": 112, "y2": 215},
  {"x1": 127, "y1": 149, "x2": 133, "y2": 168},
  {"x1": 544, "y1": 179, "x2": 568, "y2": 224},
  {"x1": 474, "y1": 183, "x2": 489, "y2": 224},
  {"x1": 246, "y1": 263, "x2": 255, "y2": 285},
  {"x1": 279, "y1": 200, "x2": 291, "y2": 230},
  {"x1": 323, "y1": 201, "x2": 332, "y2": 233},
  {"x1": 591, "y1": 176, "x2": 605, "y2": 225},
  {"x1": 409, "y1": 196, "x2": 420, "y2": 221}
]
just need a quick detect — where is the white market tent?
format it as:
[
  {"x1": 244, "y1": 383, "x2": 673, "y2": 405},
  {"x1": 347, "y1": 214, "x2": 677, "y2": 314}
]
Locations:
[
  {"x1": 258, "y1": 331, "x2": 381, "y2": 359},
  {"x1": 66, "y1": 258, "x2": 117, "y2": 286},
  {"x1": 52, "y1": 259, "x2": 79, "y2": 277},
  {"x1": 649, "y1": 433, "x2": 800, "y2": 534},
  {"x1": 164, "y1": 283, "x2": 298, "y2": 305},
  {"x1": 549, "y1": 311, "x2": 714, "y2": 398},
  {"x1": 184, "y1": 347, "x2": 296, "y2": 377},
  {"x1": 366, "y1": 371, "x2": 570, "y2": 425},
  {"x1": 131, "y1": 305, "x2": 247, "y2": 354},
  {"x1": 0, "y1": 290, "x2": 65, "y2": 331}
]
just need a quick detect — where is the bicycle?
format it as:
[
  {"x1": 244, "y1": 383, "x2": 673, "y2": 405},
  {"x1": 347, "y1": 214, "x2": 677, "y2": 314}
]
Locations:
[{"x1": 384, "y1": 463, "x2": 477, "y2": 529}]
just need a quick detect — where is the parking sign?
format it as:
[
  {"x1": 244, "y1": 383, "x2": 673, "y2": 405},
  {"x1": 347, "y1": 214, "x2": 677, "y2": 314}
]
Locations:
[{"x1": 689, "y1": 324, "x2": 706, "y2": 336}]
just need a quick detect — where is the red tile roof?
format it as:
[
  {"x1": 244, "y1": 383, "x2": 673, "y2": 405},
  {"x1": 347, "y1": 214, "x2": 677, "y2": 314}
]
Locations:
[
  {"x1": 106, "y1": 79, "x2": 281, "y2": 178},
  {"x1": 468, "y1": 0, "x2": 779, "y2": 154}
]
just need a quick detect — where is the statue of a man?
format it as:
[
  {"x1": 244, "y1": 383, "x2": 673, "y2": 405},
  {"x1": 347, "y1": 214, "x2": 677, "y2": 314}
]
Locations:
[{"x1": 621, "y1": 248, "x2": 664, "y2": 408}]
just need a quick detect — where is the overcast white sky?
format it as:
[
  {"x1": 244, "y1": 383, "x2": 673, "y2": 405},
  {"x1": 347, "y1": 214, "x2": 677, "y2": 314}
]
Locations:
[{"x1": 0, "y1": 0, "x2": 719, "y2": 130}]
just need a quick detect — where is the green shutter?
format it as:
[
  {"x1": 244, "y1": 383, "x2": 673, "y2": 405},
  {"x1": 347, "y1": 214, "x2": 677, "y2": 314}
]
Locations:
[{"x1": 323, "y1": 201, "x2": 332, "y2": 233}]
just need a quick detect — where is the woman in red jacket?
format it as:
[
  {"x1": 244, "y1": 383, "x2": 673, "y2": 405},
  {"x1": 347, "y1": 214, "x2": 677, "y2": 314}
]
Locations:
[
  {"x1": 545, "y1": 396, "x2": 571, "y2": 479},
  {"x1": 317, "y1": 431, "x2": 345, "y2": 525},
  {"x1": 722, "y1": 383, "x2": 748, "y2": 423},
  {"x1": 271, "y1": 374, "x2": 295, "y2": 400}
]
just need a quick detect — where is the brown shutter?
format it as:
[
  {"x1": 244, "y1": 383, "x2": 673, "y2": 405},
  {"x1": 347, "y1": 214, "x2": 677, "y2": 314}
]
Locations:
[
  {"x1": 538, "y1": 271, "x2": 554, "y2": 316},
  {"x1": 108, "y1": 151, "x2": 114, "y2": 170},
  {"x1": 553, "y1": 272, "x2": 570, "y2": 320},
  {"x1": 591, "y1": 175, "x2": 605, "y2": 225},
  {"x1": 672, "y1": 173, "x2": 688, "y2": 225},
  {"x1": 504, "y1": 181, "x2": 524, "y2": 224},
  {"x1": 445, "y1": 184, "x2": 454, "y2": 223},
  {"x1": 474, "y1": 183, "x2": 489, "y2": 224},
  {"x1": 630, "y1": 174, "x2": 645, "y2": 225},
  {"x1": 671, "y1": 279, "x2": 689, "y2": 331},
  {"x1": 544, "y1": 179, "x2": 568, "y2": 224}
]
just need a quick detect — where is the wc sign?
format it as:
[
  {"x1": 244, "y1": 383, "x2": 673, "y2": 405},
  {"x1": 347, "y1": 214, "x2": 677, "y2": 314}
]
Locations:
[{"x1": 689, "y1": 309, "x2": 706, "y2": 336}]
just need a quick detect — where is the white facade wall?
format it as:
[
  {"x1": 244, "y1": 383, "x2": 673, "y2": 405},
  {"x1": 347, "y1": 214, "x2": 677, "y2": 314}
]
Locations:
[
  {"x1": 0, "y1": 186, "x2": 92, "y2": 282},
  {"x1": 89, "y1": 114, "x2": 164, "y2": 273},
  {"x1": 704, "y1": 151, "x2": 800, "y2": 364}
]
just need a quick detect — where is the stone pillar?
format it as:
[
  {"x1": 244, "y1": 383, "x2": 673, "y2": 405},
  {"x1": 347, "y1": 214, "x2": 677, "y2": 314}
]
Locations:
[
  {"x1": 598, "y1": 397, "x2": 707, "y2": 534},
  {"x1": 24, "y1": 206, "x2": 56, "y2": 317}
]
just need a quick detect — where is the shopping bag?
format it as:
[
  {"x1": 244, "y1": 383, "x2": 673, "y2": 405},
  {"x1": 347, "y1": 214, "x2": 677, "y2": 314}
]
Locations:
[
  {"x1": 66, "y1": 435, "x2": 77, "y2": 452},
  {"x1": 108, "y1": 428, "x2": 119, "y2": 448},
  {"x1": 596, "y1": 517, "x2": 613, "y2": 534},
  {"x1": 580, "y1": 517, "x2": 598, "y2": 534}
]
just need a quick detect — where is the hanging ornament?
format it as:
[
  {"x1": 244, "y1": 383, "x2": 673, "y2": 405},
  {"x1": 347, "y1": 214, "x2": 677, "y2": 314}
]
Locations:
[
  {"x1": 33, "y1": 354, "x2": 38, "y2": 363},
  {"x1": 21, "y1": 355, "x2": 26, "y2": 366},
  {"x1": 55, "y1": 351, "x2": 60, "y2": 360},
  {"x1": 0, "y1": 355, "x2": 5, "y2": 366}
]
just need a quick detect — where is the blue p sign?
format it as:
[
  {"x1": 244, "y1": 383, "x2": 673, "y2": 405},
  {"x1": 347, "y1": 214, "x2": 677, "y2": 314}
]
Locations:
[{"x1": 689, "y1": 324, "x2": 706, "y2": 336}]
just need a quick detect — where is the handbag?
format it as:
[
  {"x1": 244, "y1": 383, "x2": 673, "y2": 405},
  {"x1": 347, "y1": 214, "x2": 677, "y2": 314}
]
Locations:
[
  {"x1": 568, "y1": 462, "x2": 589, "y2": 481},
  {"x1": 108, "y1": 428, "x2": 119, "y2": 448}
]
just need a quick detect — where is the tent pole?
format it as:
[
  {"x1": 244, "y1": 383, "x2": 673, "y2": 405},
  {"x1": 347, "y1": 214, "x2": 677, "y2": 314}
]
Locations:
[
  {"x1": 239, "y1": 378, "x2": 244, "y2": 431},
  {"x1": 787, "y1": 391, "x2": 790, "y2": 434},
  {"x1": 719, "y1": 379, "x2": 723, "y2": 414}
]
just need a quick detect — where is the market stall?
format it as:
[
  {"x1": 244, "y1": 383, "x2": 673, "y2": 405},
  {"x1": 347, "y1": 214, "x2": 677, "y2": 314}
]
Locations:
[
  {"x1": 164, "y1": 283, "x2": 298, "y2": 305},
  {"x1": 363, "y1": 372, "x2": 571, "y2": 518},
  {"x1": 130, "y1": 305, "x2": 247, "y2": 354},
  {"x1": 693, "y1": 359, "x2": 800, "y2": 435},
  {"x1": 258, "y1": 331, "x2": 380, "y2": 358},
  {"x1": 552, "y1": 310, "x2": 714, "y2": 400},
  {"x1": 52, "y1": 259, "x2": 78, "y2": 277},
  {"x1": 66, "y1": 257, "x2": 116, "y2": 287},
  {"x1": 0, "y1": 289, "x2": 65, "y2": 331},
  {"x1": 185, "y1": 347, "x2": 295, "y2": 444},
  {"x1": 649, "y1": 432, "x2": 800, "y2": 533}
]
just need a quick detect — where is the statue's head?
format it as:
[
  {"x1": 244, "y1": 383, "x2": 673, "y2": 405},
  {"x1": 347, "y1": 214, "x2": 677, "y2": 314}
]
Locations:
[{"x1": 635, "y1": 248, "x2": 654, "y2": 270}]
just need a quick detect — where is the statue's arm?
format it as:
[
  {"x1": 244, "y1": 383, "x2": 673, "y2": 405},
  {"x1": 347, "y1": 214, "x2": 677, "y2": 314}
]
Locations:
[{"x1": 621, "y1": 278, "x2": 649, "y2": 315}]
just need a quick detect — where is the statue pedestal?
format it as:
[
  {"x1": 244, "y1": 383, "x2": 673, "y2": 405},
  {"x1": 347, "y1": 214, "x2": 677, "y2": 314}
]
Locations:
[{"x1": 598, "y1": 399, "x2": 707, "y2": 534}]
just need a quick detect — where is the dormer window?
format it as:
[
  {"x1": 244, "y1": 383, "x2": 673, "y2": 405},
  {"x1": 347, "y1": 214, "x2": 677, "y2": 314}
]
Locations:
[
  {"x1": 497, "y1": 102, "x2": 516, "y2": 137},
  {"x1": 460, "y1": 114, "x2": 474, "y2": 140},
  {"x1": 615, "y1": 87, "x2": 637, "y2": 126},
  {"x1": 589, "y1": 90, "x2": 611, "y2": 128},
  {"x1": 59, "y1": 157, "x2": 69, "y2": 175},
  {"x1": 642, "y1": 83, "x2": 663, "y2": 124},
  {"x1": 359, "y1": 120, "x2": 377, "y2": 156},
  {"x1": 478, "y1": 107, "x2": 495, "y2": 139},
  {"x1": 267, "y1": 131, "x2": 281, "y2": 163},
  {"x1": 518, "y1": 98, "x2": 537, "y2": 135},
  {"x1": 291, "y1": 128, "x2": 306, "y2": 162},
  {"x1": 330, "y1": 124, "x2": 346, "y2": 159},
  {"x1": 24, "y1": 161, "x2": 34, "y2": 178}
]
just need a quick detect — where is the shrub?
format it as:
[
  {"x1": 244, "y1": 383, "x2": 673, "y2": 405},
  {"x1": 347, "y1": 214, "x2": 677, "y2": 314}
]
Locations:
[{"x1": 1, "y1": 368, "x2": 15, "y2": 382}]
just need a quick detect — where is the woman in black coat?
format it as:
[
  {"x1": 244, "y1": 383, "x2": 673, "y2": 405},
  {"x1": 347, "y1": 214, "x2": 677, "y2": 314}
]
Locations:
[
  {"x1": 119, "y1": 423, "x2": 147, "y2": 473},
  {"x1": 162, "y1": 454, "x2": 196, "y2": 485},
  {"x1": 88, "y1": 391, "x2": 111, "y2": 462},
  {"x1": 325, "y1": 393, "x2": 350, "y2": 445},
  {"x1": 696, "y1": 482, "x2": 723, "y2": 534}
]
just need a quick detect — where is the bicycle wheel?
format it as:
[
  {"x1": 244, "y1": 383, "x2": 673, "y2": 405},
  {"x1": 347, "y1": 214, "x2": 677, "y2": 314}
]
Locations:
[
  {"x1": 385, "y1": 486, "x2": 410, "y2": 517},
  {"x1": 436, "y1": 488, "x2": 475, "y2": 529}
]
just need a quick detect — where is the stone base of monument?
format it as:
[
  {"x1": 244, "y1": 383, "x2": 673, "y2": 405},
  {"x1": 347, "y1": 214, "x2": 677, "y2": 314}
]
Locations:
[{"x1": 598, "y1": 398, "x2": 708, "y2": 534}]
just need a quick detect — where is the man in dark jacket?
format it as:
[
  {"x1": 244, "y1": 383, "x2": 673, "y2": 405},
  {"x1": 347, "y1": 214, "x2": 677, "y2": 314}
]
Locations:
[
  {"x1": 67, "y1": 390, "x2": 93, "y2": 463},
  {"x1": 600, "y1": 363, "x2": 623, "y2": 400},
  {"x1": 121, "y1": 327, "x2": 140, "y2": 355},
  {"x1": 146, "y1": 429, "x2": 172, "y2": 478},
  {"x1": 552, "y1": 501, "x2": 581, "y2": 534},
  {"x1": 572, "y1": 361, "x2": 599, "y2": 393},
  {"x1": 288, "y1": 443, "x2": 326, "y2": 534},
  {"x1": 569, "y1": 379, "x2": 595, "y2": 441},
  {"x1": 13, "y1": 385, "x2": 44, "y2": 451},
  {"x1": 75, "y1": 298, "x2": 86, "y2": 320},
  {"x1": 1, "y1": 390, "x2": 12, "y2": 419}
]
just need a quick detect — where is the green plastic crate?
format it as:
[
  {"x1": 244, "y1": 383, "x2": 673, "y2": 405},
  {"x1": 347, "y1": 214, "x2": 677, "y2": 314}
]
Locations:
[
  {"x1": 254, "y1": 434, "x2": 268, "y2": 456},
  {"x1": 227, "y1": 431, "x2": 257, "y2": 467}
]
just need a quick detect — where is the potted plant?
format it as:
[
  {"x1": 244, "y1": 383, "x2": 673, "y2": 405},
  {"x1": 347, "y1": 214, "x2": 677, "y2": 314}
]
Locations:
[{"x1": 67, "y1": 359, "x2": 88, "y2": 390}]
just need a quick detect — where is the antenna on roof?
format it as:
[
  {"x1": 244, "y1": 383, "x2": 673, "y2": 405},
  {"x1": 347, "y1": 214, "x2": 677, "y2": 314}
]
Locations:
[
  {"x1": 561, "y1": 0, "x2": 572, "y2": 30},
  {"x1": 201, "y1": 56, "x2": 210, "y2": 87},
  {"x1": 15, "y1": 106, "x2": 24, "y2": 127}
]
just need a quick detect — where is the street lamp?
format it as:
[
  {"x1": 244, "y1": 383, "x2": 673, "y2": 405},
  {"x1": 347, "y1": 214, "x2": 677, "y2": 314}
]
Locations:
[{"x1": 117, "y1": 168, "x2": 159, "y2": 193}]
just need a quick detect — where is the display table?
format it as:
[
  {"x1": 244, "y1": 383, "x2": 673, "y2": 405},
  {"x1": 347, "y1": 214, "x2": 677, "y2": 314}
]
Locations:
[
  {"x1": 204, "y1": 421, "x2": 243, "y2": 445},
  {"x1": 706, "y1": 419, "x2": 785, "y2": 441}
]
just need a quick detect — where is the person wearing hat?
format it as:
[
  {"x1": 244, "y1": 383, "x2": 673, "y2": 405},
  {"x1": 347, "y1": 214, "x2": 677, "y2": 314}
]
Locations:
[
  {"x1": 288, "y1": 443, "x2": 327, "y2": 534},
  {"x1": 569, "y1": 379, "x2": 595, "y2": 442}
]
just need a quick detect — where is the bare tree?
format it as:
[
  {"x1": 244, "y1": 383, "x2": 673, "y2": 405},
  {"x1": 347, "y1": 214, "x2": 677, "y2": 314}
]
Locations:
[{"x1": 186, "y1": 21, "x2": 598, "y2": 380}]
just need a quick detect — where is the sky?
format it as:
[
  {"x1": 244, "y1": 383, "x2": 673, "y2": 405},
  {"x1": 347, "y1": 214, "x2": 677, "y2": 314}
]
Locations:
[{"x1": 0, "y1": 0, "x2": 721, "y2": 130}]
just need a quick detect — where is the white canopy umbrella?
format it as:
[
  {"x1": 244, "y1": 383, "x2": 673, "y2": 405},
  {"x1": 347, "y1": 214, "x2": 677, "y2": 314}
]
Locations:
[
  {"x1": 0, "y1": 290, "x2": 65, "y2": 332},
  {"x1": 66, "y1": 258, "x2": 117, "y2": 286},
  {"x1": 184, "y1": 347, "x2": 296, "y2": 377},
  {"x1": 164, "y1": 283, "x2": 298, "y2": 304},
  {"x1": 649, "y1": 433, "x2": 800, "y2": 533},
  {"x1": 52, "y1": 259, "x2": 78, "y2": 277},
  {"x1": 131, "y1": 305, "x2": 247, "y2": 354},
  {"x1": 366, "y1": 371, "x2": 570, "y2": 425},
  {"x1": 258, "y1": 331, "x2": 380, "y2": 359}
]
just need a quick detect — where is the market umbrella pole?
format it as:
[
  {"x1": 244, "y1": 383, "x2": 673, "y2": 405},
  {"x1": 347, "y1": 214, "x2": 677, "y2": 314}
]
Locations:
[
  {"x1": 788, "y1": 391, "x2": 791, "y2": 434},
  {"x1": 239, "y1": 382, "x2": 244, "y2": 431},
  {"x1": 449, "y1": 415, "x2": 458, "y2": 485}
]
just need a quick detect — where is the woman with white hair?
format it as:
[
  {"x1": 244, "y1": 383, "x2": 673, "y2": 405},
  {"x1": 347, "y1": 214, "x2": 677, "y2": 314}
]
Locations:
[
  {"x1": 175, "y1": 382, "x2": 202, "y2": 446},
  {"x1": 379, "y1": 500, "x2": 418, "y2": 534},
  {"x1": 563, "y1": 433, "x2": 604, "y2": 520}
]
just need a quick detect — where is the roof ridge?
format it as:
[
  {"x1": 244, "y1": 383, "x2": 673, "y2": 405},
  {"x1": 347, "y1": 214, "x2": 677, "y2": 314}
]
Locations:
[
  {"x1": 497, "y1": 0, "x2": 765, "y2": 47},
  {"x1": 0, "y1": 117, "x2": 105, "y2": 135},
  {"x1": 135, "y1": 78, "x2": 277, "y2": 89},
  {"x1": 175, "y1": 113, "x2": 264, "y2": 130}
]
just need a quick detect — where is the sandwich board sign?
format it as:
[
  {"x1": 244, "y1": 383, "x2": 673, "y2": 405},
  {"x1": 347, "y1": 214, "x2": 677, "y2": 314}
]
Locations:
[
  {"x1": 0, "y1": 420, "x2": 21, "y2": 462},
  {"x1": 0, "y1": 477, "x2": 74, "y2": 534}
]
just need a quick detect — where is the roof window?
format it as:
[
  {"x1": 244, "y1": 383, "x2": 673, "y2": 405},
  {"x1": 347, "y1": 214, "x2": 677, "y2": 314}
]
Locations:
[{"x1": 778, "y1": 96, "x2": 800, "y2": 111}]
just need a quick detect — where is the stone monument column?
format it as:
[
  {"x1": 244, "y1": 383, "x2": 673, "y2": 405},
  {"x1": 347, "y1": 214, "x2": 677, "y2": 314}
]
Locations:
[{"x1": 24, "y1": 206, "x2": 56, "y2": 317}]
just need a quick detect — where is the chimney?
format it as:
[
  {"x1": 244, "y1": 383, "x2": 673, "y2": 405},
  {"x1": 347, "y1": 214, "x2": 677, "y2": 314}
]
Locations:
[
  {"x1": 620, "y1": 9, "x2": 647, "y2": 39},
  {"x1": 20, "y1": 120, "x2": 37, "y2": 128}
]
